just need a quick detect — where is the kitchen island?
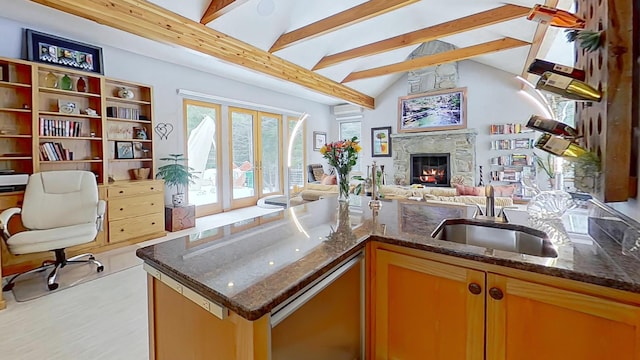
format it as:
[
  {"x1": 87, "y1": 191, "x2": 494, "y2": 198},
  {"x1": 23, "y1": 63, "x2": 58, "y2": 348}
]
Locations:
[{"x1": 137, "y1": 197, "x2": 640, "y2": 360}]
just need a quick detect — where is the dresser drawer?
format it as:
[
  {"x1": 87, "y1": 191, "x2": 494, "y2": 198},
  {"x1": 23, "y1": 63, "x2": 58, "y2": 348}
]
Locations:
[
  {"x1": 109, "y1": 212, "x2": 164, "y2": 243},
  {"x1": 108, "y1": 180, "x2": 163, "y2": 198},
  {"x1": 108, "y1": 193, "x2": 164, "y2": 221}
]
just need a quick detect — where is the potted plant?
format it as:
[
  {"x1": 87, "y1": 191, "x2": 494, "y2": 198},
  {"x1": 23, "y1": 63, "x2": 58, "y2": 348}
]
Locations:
[{"x1": 155, "y1": 154, "x2": 196, "y2": 207}]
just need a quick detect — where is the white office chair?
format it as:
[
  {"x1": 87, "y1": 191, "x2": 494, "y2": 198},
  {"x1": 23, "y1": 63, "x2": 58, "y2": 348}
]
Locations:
[{"x1": 0, "y1": 171, "x2": 106, "y2": 291}]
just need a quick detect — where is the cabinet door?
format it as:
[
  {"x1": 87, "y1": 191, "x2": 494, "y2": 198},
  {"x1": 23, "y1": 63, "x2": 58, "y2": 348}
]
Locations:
[
  {"x1": 487, "y1": 274, "x2": 640, "y2": 360},
  {"x1": 374, "y1": 249, "x2": 485, "y2": 360}
]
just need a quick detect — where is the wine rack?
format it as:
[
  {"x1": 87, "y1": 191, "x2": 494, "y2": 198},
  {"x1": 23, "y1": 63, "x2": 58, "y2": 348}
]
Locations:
[{"x1": 574, "y1": 0, "x2": 634, "y2": 201}]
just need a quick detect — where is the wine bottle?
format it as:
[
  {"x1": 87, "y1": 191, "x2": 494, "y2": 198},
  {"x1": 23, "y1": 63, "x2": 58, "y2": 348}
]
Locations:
[
  {"x1": 526, "y1": 115, "x2": 579, "y2": 138},
  {"x1": 535, "y1": 133, "x2": 588, "y2": 159},
  {"x1": 536, "y1": 72, "x2": 601, "y2": 102},
  {"x1": 527, "y1": 4, "x2": 585, "y2": 29},
  {"x1": 527, "y1": 59, "x2": 586, "y2": 81},
  {"x1": 77, "y1": 77, "x2": 87, "y2": 92}
]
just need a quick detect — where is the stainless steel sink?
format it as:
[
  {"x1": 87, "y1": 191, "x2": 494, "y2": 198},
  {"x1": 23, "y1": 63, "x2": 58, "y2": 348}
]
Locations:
[{"x1": 431, "y1": 219, "x2": 558, "y2": 258}]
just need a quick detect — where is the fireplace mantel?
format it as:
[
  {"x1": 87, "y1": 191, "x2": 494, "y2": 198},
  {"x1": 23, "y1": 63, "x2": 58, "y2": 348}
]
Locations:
[{"x1": 391, "y1": 129, "x2": 477, "y2": 186}]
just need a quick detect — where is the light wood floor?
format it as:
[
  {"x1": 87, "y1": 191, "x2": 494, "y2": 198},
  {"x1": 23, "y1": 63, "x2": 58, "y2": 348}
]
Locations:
[{"x1": 0, "y1": 205, "x2": 281, "y2": 360}]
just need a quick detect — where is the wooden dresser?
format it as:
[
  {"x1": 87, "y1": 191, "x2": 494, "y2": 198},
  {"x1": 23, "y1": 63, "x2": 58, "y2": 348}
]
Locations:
[{"x1": 106, "y1": 180, "x2": 166, "y2": 244}]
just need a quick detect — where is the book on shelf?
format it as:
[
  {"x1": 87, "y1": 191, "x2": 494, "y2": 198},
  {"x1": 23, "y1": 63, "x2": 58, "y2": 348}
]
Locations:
[
  {"x1": 489, "y1": 123, "x2": 534, "y2": 135},
  {"x1": 39, "y1": 118, "x2": 82, "y2": 137},
  {"x1": 107, "y1": 106, "x2": 141, "y2": 120},
  {"x1": 490, "y1": 154, "x2": 533, "y2": 166},
  {"x1": 39, "y1": 142, "x2": 73, "y2": 161},
  {"x1": 490, "y1": 138, "x2": 534, "y2": 150}
]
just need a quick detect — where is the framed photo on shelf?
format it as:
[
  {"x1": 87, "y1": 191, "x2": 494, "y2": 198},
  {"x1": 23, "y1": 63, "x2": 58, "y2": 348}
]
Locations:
[
  {"x1": 398, "y1": 87, "x2": 467, "y2": 133},
  {"x1": 371, "y1": 126, "x2": 392, "y2": 157},
  {"x1": 57, "y1": 99, "x2": 80, "y2": 115},
  {"x1": 115, "y1": 141, "x2": 134, "y2": 159},
  {"x1": 313, "y1": 131, "x2": 327, "y2": 151},
  {"x1": 25, "y1": 29, "x2": 104, "y2": 74}
]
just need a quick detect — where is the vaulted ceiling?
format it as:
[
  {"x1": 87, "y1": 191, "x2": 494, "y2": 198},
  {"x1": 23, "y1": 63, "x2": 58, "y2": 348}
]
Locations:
[{"x1": 2, "y1": 0, "x2": 572, "y2": 108}]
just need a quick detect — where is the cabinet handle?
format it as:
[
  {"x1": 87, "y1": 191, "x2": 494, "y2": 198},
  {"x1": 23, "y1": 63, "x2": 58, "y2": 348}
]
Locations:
[
  {"x1": 489, "y1": 287, "x2": 504, "y2": 300},
  {"x1": 120, "y1": 208, "x2": 124, "y2": 211},
  {"x1": 152, "y1": 222, "x2": 156, "y2": 225},
  {"x1": 119, "y1": 190, "x2": 124, "y2": 194},
  {"x1": 120, "y1": 229, "x2": 125, "y2": 232},
  {"x1": 151, "y1": 203, "x2": 154, "y2": 206},
  {"x1": 150, "y1": 187, "x2": 155, "y2": 190},
  {"x1": 468, "y1": 283, "x2": 482, "y2": 295}
]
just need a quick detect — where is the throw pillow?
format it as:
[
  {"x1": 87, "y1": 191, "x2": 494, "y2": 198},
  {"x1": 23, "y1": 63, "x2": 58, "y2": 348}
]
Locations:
[
  {"x1": 312, "y1": 168, "x2": 325, "y2": 182},
  {"x1": 455, "y1": 184, "x2": 485, "y2": 196},
  {"x1": 493, "y1": 184, "x2": 516, "y2": 197},
  {"x1": 321, "y1": 174, "x2": 337, "y2": 185}
]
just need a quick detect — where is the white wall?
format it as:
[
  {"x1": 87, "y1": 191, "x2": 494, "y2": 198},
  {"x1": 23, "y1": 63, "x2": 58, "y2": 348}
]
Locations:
[
  {"x1": 353, "y1": 60, "x2": 541, "y2": 184},
  {"x1": 0, "y1": 16, "x2": 332, "y2": 208}
]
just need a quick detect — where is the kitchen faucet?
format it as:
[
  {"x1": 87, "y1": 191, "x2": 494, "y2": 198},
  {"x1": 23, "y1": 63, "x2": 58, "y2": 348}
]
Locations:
[{"x1": 474, "y1": 184, "x2": 508, "y2": 222}]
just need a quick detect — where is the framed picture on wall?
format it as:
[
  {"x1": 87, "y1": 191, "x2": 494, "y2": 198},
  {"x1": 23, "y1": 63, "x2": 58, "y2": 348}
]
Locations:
[
  {"x1": 371, "y1": 126, "x2": 392, "y2": 157},
  {"x1": 25, "y1": 29, "x2": 104, "y2": 74},
  {"x1": 398, "y1": 87, "x2": 467, "y2": 133},
  {"x1": 313, "y1": 131, "x2": 327, "y2": 151}
]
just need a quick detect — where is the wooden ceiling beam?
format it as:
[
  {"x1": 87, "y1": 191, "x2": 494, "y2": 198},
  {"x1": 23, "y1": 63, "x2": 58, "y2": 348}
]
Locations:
[
  {"x1": 29, "y1": 0, "x2": 375, "y2": 109},
  {"x1": 268, "y1": 0, "x2": 419, "y2": 53},
  {"x1": 520, "y1": 0, "x2": 560, "y2": 80},
  {"x1": 200, "y1": 0, "x2": 249, "y2": 25},
  {"x1": 313, "y1": 4, "x2": 531, "y2": 71},
  {"x1": 342, "y1": 37, "x2": 530, "y2": 83}
]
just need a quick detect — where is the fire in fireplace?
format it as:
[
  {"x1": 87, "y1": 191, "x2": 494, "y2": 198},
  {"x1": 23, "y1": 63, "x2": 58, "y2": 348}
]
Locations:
[{"x1": 410, "y1": 153, "x2": 450, "y2": 187}]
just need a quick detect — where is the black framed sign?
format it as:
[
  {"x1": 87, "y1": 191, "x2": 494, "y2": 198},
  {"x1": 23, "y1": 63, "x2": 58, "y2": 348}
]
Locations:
[
  {"x1": 371, "y1": 126, "x2": 392, "y2": 157},
  {"x1": 115, "y1": 141, "x2": 134, "y2": 159},
  {"x1": 26, "y1": 29, "x2": 104, "y2": 74}
]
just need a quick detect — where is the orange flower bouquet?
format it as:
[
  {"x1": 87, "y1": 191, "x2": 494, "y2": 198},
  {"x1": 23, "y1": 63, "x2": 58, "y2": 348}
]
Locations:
[{"x1": 320, "y1": 136, "x2": 361, "y2": 201}]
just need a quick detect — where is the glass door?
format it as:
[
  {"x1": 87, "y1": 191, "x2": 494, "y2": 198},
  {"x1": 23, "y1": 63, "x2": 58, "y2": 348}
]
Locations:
[
  {"x1": 184, "y1": 99, "x2": 222, "y2": 216},
  {"x1": 229, "y1": 107, "x2": 282, "y2": 209},
  {"x1": 259, "y1": 113, "x2": 282, "y2": 197}
]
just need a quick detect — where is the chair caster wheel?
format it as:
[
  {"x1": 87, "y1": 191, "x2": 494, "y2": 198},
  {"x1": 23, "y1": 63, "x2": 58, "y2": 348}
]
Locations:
[
  {"x1": 48, "y1": 283, "x2": 59, "y2": 291},
  {"x1": 3, "y1": 283, "x2": 14, "y2": 292},
  {"x1": 97, "y1": 265, "x2": 104, "y2": 273}
]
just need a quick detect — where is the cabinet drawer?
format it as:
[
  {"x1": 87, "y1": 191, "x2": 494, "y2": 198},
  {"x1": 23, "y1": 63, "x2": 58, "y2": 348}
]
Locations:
[
  {"x1": 109, "y1": 212, "x2": 164, "y2": 243},
  {"x1": 108, "y1": 181, "x2": 163, "y2": 198},
  {"x1": 108, "y1": 193, "x2": 163, "y2": 220}
]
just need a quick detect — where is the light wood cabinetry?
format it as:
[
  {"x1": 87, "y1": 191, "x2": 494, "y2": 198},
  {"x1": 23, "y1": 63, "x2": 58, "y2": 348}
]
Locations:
[
  {"x1": 106, "y1": 180, "x2": 165, "y2": 244},
  {"x1": 486, "y1": 274, "x2": 640, "y2": 360},
  {"x1": 371, "y1": 244, "x2": 640, "y2": 360},
  {"x1": 374, "y1": 249, "x2": 484, "y2": 360},
  {"x1": 0, "y1": 56, "x2": 164, "y2": 276}
]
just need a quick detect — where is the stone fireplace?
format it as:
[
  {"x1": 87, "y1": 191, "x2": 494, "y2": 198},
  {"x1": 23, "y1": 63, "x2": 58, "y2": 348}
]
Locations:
[{"x1": 392, "y1": 129, "x2": 477, "y2": 186}]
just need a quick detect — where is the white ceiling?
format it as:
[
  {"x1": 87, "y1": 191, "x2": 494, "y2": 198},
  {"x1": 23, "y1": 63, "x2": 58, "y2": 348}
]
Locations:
[{"x1": 0, "y1": 0, "x2": 574, "y2": 106}]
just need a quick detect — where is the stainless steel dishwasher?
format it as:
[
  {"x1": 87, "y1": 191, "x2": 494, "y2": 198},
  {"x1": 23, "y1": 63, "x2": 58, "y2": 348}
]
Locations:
[{"x1": 270, "y1": 252, "x2": 364, "y2": 360}]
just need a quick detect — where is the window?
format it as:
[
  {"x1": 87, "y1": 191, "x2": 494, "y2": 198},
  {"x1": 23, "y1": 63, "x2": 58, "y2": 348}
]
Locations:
[
  {"x1": 339, "y1": 120, "x2": 362, "y2": 172},
  {"x1": 288, "y1": 116, "x2": 306, "y2": 189}
]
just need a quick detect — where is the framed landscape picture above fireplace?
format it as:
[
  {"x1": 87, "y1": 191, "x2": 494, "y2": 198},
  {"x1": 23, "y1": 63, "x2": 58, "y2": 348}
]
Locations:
[{"x1": 398, "y1": 87, "x2": 467, "y2": 133}]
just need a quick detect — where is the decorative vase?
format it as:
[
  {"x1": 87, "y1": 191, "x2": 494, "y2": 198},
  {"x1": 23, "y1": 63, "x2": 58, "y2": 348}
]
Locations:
[
  {"x1": 336, "y1": 168, "x2": 350, "y2": 202},
  {"x1": 172, "y1": 193, "x2": 185, "y2": 207},
  {"x1": 118, "y1": 87, "x2": 134, "y2": 99},
  {"x1": 60, "y1": 74, "x2": 72, "y2": 90}
]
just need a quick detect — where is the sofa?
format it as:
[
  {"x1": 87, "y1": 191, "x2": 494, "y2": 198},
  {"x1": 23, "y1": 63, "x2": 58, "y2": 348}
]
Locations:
[{"x1": 290, "y1": 184, "x2": 514, "y2": 207}]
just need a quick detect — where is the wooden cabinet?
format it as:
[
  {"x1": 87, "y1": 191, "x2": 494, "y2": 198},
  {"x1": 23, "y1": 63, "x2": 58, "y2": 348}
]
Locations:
[
  {"x1": 372, "y1": 245, "x2": 640, "y2": 360},
  {"x1": 104, "y1": 78, "x2": 155, "y2": 181},
  {"x1": 374, "y1": 249, "x2": 484, "y2": 360},
  {"x1": 106, "y1": 180, "x2": 165, "y2": 244},
  {"x1": 486, "y1": 274, "x2": 640, "y2": 360}
]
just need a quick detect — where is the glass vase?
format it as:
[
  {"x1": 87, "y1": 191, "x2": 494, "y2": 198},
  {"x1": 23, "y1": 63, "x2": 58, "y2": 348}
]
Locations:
[{"x1": 336, "y1": 168, "x2": 350, "y2": 202}]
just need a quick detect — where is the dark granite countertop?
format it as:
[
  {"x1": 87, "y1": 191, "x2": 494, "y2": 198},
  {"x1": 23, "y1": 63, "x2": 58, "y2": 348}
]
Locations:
[{"x1": 136, "y1": 197, "x2": 640, "y2": 321}]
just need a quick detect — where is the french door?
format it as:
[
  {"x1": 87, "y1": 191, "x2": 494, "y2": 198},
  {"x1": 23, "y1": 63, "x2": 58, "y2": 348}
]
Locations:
[
  {"x1": 184, "y1": 99, "x2": 222, "y2": 216},
  {"x1": 229, "y1": 107, "x2": 282, "y2": 209}
]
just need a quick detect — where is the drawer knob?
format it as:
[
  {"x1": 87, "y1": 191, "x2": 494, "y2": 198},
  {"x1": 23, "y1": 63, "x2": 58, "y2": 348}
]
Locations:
[
  {"x1": 120, "y1": 208, "x2": 124, "y2": 211},
  {"x1": 468, "y1": 283, "x2": 482, "y2": 295},
  {"x1": 150, "y1": 187, "x2": 155, "y2": 190},
  {"x1": 120, "y1": 229, "x2": 125, "y2": 232},
  {"x1": 489, "y1": 287, "x2": 504, "y2": 300},
  {"x1": 119, "y1": 190, "x2": 124, "y2": 194},
  {"x1": 152, "y1": 222, "x2": 156, "y2": 225},
  {"x1": 151, "y1": 203, "x2": 154, "y2": 206}
]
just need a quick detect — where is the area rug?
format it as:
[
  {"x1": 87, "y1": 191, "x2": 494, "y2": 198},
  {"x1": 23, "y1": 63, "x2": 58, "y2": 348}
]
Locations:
[{"x1": 9, "y1": 245, "x2": 142, "y2": 302}]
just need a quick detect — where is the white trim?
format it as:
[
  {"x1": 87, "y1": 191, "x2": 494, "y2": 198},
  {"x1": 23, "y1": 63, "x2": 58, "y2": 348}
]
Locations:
[{"x1": 177, "y1": 89, "x2": 304, "y2": 116}]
